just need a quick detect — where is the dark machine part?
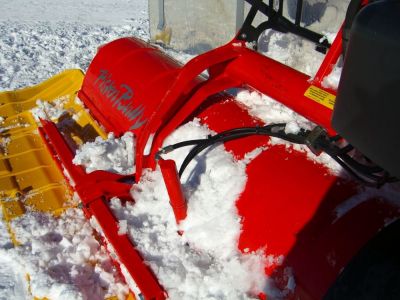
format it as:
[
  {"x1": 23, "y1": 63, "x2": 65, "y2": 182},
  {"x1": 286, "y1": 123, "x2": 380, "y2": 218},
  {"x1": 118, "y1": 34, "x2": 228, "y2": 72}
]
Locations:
[
  {"x1": 237, "y1": 0, "x2": 331, "y2": 52},
  {"x1": 332, "y1": 0, "x2": 400, "y2": 180},
  {"x1": 341, "y1": 0, "x2": 363, "y2": 57},
  {"x1": 324, "y1": 218, "x2": 400, "y2": 300}
]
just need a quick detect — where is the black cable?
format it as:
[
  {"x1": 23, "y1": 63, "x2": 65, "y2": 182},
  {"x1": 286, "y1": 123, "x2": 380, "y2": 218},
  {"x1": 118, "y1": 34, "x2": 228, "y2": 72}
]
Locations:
[
  {"x1": 156, "y1": 123, "x2": 398, "y2": 187},
  {"x1": 179, "y1": 130, "x2": 268, "y2": 177},
  {"x1": 316, "y1": 137, "x2": 397, "y2": 187},
  {"x1": 338, "y1": 153, "x2": 385, "y2": 174},
  {"x1": 328, "y1": 153, "x2": 381, "y2": 187},
  {"x1": 317, "y1": 137, "x2": 385, "y2": 174},
  {"x1": 157, "y1": 124, "x2": 309, "y2": 177},
  {"x1": 156, "y1": 139, "x2": 205, "y2": 158}
]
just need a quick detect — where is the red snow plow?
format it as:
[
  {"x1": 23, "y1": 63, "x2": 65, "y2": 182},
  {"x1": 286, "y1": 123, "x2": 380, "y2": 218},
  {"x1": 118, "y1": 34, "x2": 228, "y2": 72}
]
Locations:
[{"x1": 3, "y1": 0, "x2": 400, "y2": 299}]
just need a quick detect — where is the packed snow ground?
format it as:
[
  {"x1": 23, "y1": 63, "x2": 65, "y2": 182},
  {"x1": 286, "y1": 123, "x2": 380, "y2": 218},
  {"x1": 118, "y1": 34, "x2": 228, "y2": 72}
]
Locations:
[
  {"x1": 0, "y1": 0, "x2": 148, "y2": 90},
  {"x1": 1, "y1": 0, "x2": 398, "y2": 299}
]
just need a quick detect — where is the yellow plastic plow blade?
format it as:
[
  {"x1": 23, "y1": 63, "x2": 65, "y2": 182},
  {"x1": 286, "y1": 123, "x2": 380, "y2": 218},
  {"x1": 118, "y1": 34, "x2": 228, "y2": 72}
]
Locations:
[
  {"x1": 0, "y1": 70, "x2": 83, "y2": 114},
  {"x1": 0, "y1": 70, "x2": 131, "y2": 300},
  {"x1": 0, "y1": 69, "x2": 106, "y2": 229}
]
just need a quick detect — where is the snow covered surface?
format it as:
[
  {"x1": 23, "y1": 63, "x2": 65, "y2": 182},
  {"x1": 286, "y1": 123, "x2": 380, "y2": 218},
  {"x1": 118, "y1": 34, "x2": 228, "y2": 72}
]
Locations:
[
  {"x1": 69, "y1": 119, "x2": 267, "y2": 299},
  {"x1": 1, "y1": 0, "x2": 399, "y2": 299},
  {"x1": 0, "y1": 0, "x2": 148, "y2": 90},
  {"x1": 0, "y1": 0, "x2": 147, "y2": 25},
  {"x1": 235, "y1": 90, "x2": 343, "y2": 175},
  {"x1": 31, "y1": 98, "x2": 70, "y2": 121},
  {"x1": 106, "y1": 121, "x2": 267, "y2": 299},
  {"x1": 322, "y1": 62, "x2": 343, "y2": 90},
  {"x1": 1, "y1": 209, "x2": 129, "y2": 300}
]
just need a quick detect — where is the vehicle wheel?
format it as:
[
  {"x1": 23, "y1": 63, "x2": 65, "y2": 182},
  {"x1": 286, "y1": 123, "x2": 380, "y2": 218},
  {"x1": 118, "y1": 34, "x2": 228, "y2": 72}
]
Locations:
[{"x1": 324, "y1": 219, "x2": 400, "y2": 300}]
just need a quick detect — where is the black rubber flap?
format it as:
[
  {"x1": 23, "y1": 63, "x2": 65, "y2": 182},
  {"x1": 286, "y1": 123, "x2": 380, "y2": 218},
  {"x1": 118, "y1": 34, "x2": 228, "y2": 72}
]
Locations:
[{"x1": 332, "y1": 0, "x2": 400, "y2": 179}]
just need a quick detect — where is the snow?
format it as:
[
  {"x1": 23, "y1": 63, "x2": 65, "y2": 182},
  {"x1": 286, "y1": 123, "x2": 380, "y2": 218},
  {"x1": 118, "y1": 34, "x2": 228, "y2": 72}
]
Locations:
[
  {"x1": 258, "y1": 30, "x2": 326, "y2": 76},
  {"x1": 84, "y1": 120, "x2": 266, "y2": 299},
  {"x1": 31, "y1": 98, "x2": 70, "y2": 121},
  {"x1": 0, "y1": 211, "x2": 23, "y2": 300},
  {"x1": 0, "y1": 209, "x2": 129, "y2": 300},
  {"x1": 235, "y1": 90, "x2": 314, "y2": 133},
  {"x1": 73, "y1": 132, "x2": 135, "y2": 174},
  {"x1": 164, "y1": 121, "x2": 248, "y2": 260},
  {"x1": 0, "y1": 1, "x2": 148, "y2": 298},
  {"x1": 0, "y1": 0, "x2": 147, "y2": 25},
  {"x1": 0, "y1": 210, "x2": 12, "y2": 250},
  {"x1": 0, "y1": 255, "x2": 28, "y2": 300},
  {"x1": 0, "y1": 1, "x2": 148, "y2": 90},
  {"x1": 322, "y1": 62, "x2": 343, "y2": 90},
  {"x1": 117, "y1": 219, "x2": 128, "y2": 236}
]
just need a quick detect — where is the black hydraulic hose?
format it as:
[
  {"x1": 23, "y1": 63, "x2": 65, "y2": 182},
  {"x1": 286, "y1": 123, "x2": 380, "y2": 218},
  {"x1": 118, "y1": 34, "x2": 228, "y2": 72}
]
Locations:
[
  {"x1": 316, "y1": 136, "x2": 384, "y2": 184},
  {"x1": 178, "y1": 131, "x2": 263, "y2": 177},
  {"x1": 323, "y1": 146, "x2": 396, "y2": 187},
  {"x1": 156, "y1": 123, "x2": 398, "y2": 187},
  {"x1": 157, "y1": 139, "x2": 205, "y2": 157},
  {"x1": 338, "y1": 153, "x2": 385, "y2": 174},
  {"x1": 336, "y1": 144, "x2": 353, "y2": 155},
  {"x1": 317, "y1": 137, "x2": 385, "y2": 174},
  {"x1": 177, "y1": 124, "x2": 309, "y2": 177},
  {"x1": 328, "y1": 154, "x2": 381, "y2": 187}
]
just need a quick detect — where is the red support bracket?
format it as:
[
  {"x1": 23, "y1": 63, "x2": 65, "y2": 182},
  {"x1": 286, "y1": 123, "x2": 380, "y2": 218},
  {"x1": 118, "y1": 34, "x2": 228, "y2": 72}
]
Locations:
[{"x1": 39, "y1": 119, "x2": 166, "y2": 300}]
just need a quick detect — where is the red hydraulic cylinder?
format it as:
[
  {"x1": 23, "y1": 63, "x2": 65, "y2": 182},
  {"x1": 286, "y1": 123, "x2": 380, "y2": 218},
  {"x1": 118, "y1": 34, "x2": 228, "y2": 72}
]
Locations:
[{"x1": 159, "y1": 159, "x2": 188, "y2": 224}]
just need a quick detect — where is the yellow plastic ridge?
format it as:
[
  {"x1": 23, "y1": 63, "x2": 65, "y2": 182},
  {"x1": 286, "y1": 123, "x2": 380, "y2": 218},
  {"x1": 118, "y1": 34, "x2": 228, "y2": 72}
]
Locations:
[
  {"x1": 1, "y1": 70, "x2": 86, "y2": 227},
  {"x1": 0, "y1": 68, "x2": 107, "y2": 227}
]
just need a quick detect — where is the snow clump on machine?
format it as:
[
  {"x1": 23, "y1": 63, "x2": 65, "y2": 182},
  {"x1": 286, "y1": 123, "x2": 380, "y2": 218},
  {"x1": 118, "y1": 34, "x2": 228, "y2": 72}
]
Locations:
[{"x1": 73, "y1": 132, "x2": 135, "y2": 174}]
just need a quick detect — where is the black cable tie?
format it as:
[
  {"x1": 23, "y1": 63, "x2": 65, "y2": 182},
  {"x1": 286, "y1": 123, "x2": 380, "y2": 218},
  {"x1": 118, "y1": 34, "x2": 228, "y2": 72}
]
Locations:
[
  {"x1": 305, "y1": 126, "x2": 328, "y2": 155},
  {"x1": 155, "y1": 152, "x2": 162, "y2": 160},
  {"x1": 270, "y1": 124, "x2": 285, "y2": 134},
  {"x1": 161, "y1": 145, "x2": 174, "y2": 154}
]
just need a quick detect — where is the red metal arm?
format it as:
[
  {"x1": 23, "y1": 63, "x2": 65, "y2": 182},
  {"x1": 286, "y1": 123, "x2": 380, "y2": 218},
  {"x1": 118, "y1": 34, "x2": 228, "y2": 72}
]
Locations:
[
  {"x1": 135, "y1": 42, "x2": 243, "y2": 178},
  {"x1": 136, "y1": 29, "x2": 344, "y2": 178}
]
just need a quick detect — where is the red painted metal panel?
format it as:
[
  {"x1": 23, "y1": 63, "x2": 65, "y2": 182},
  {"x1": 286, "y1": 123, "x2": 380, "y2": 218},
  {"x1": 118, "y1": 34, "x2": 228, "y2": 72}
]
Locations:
[{"x1": 195, "y1": 98, "x2": 400, "y2": 299}]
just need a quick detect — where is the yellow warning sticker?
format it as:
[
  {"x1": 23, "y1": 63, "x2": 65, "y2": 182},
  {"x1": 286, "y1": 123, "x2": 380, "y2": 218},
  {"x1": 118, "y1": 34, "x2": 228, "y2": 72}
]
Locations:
[{"x1": 304, "y1": 85, "x2": 336, "y2": 110}]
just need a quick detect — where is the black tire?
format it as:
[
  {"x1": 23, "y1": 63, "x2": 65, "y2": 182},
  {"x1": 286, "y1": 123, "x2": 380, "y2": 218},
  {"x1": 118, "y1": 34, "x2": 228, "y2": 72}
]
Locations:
[{"x1": 324, "y1": 219, "x2": 400, "y2": 300}]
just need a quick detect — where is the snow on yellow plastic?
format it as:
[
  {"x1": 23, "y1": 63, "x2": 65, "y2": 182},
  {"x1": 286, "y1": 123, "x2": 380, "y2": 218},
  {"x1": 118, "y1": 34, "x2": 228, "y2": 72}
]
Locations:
[{"x1": 0, "y1": 69, "x2": 105, "y2": 239}]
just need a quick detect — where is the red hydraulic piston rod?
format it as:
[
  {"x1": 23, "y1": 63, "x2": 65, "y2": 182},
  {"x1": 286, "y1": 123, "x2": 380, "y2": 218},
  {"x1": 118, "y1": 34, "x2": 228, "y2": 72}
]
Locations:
[{"x1": 159, "y1": 159, "x2": 188, "y2": 224}]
